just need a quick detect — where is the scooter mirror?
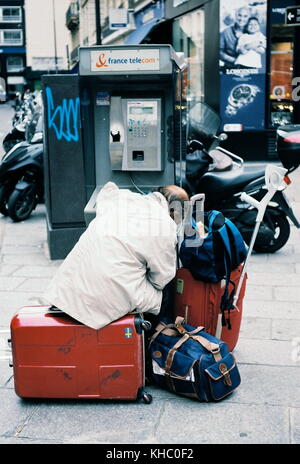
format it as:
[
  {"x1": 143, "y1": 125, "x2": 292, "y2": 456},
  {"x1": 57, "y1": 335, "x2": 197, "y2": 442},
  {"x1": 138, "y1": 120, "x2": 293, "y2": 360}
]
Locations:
[{"x1": 218, "y1": 133, "x2": 228, "y2": 142}]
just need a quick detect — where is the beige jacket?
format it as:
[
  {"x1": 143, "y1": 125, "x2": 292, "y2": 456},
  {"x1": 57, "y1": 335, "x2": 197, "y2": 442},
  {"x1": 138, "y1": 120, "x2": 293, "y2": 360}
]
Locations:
[{"x1": 43, "y1": 182, "x2": 177, "y2": 329}]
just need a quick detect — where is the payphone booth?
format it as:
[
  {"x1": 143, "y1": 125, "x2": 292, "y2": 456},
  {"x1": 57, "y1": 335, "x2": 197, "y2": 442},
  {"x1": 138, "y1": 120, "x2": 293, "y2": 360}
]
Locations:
[{"x1": 79, "y1": 45, "x2": 187, "y2": 224}]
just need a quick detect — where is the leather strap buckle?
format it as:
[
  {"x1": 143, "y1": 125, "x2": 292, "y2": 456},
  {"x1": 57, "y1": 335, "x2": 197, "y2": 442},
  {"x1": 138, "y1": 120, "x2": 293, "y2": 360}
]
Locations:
[{"x1": 219, "y1": 363, "x2": 232, "y2": 387}]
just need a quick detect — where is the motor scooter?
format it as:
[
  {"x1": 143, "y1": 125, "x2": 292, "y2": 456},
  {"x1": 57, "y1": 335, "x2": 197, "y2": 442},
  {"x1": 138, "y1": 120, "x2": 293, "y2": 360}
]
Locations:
[
  {"x1": 183, "y1": 102, "x2": 300, "y2": 253},
  {"x1": 2, "y1": 91, "x2": 40, "y2": 153},
  {"x1": 2, "y1": 123, "x2": 27, "y2": 154},
  {"x1": 0, "y1": 112, "x2": 44, "y2": 222}
]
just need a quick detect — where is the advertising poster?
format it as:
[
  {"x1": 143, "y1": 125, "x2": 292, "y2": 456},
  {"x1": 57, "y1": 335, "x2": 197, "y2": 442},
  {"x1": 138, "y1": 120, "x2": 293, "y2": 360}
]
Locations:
[
  {"x1": 219, "y1": 0, "x2": 268, "y2": 131},
  {"x1": 220, "y1": 73, "x2": 266, "y2": 130}
]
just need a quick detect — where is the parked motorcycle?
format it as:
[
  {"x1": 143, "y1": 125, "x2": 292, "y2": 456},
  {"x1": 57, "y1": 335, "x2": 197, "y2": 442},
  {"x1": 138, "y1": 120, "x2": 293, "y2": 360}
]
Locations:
[
  {"x1": 184, "y1": 102, "x2": 300, "y2": 253},
  {"x1": 2, "y1": 91, "x2": 41, "y2": 153},
  {"x1": 0, "y1": 112, "x2": 44, "y2": 222}
]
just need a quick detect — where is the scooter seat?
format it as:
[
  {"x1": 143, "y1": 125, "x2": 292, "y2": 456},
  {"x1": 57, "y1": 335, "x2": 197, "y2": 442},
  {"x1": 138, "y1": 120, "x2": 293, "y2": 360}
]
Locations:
[{"x1": 199, "y1": 165, "x2": 266, "y2": 196}]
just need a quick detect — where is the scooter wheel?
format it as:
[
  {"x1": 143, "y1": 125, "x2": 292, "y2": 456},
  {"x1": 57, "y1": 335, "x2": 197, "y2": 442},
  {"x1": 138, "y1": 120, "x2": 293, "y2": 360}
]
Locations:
[
  {"x1": 0, "y1": 185, "x2": 10, "y2": 216},
  {"x1": 254, "y1": 210, "x2": 290, "y2": 254},
  {"x1": 7, "y1": 187, "x2": 36, "y2": 222}
]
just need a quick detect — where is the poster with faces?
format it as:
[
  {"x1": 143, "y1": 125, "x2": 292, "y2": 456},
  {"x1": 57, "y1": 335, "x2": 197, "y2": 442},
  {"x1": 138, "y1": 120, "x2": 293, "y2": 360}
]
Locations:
[
  {"x1": 219, "y1": 0, "x2": 267, "y2": 73},
  {"x1": 219, "y1": 0, "x2": 268, "y2": 130}
]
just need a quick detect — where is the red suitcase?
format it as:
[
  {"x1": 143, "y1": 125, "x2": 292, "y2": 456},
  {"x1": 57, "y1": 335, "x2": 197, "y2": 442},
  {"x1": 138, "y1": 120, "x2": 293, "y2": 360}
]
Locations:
[
  {"x1": 10, "y1": 306, "x2": 152, "y2": 403},
  {"x1": 174, "y1": 265, "x2": 247, "y2": 351}
]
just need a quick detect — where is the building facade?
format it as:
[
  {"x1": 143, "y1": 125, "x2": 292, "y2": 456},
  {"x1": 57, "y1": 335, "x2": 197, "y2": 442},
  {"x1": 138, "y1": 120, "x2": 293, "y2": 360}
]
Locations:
[
  {"x1": 25, "y1": 0, "x2": 70, "y2": 90},
  {"x1": 146, "y1": 0, "x2": 300, "y2": 161},
  {"x1": 64, "y1": 0, "x2": 300, "y2": 161},
  {"x1": 0, "y1": 0, "x2": 26, "y2": 99}
]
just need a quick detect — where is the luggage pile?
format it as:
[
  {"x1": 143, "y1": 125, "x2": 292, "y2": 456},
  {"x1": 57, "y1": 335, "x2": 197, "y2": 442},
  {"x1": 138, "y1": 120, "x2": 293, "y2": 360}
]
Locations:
[
  {"x1": 10, "y1": 305, "x2": 241, "y2": 404},
  {"x1": 9, "y1": 165, "x2": 287, "y2": 403},
  {"x1": 10, "y1": 204, "x2": 247, "y2": 404}
]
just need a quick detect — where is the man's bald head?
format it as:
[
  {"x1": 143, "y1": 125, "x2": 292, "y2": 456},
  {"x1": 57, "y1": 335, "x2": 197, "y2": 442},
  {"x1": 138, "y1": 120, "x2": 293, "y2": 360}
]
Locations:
[
  {"x1": 158, "y1": 185, "x2": 189, "y2": 202},
  {"x1": 157, "y1": 185, "x2": 189, "y2": 223}
]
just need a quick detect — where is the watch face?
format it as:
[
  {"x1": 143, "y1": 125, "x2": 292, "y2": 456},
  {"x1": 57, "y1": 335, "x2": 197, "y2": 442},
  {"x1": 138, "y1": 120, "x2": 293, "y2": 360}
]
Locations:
[{"x1": 232, "y1": 85, "x2": 252, "y2": 100}]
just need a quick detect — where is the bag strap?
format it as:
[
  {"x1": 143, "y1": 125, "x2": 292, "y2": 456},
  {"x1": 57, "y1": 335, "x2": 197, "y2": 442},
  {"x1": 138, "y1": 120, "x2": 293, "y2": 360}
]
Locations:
[
  {"x1": 150, "y1": 317, "x2": 221, "y2": 368},
  {"x1": 225, "y1": 218, "x2": 247, "y2": 263},
  {"x1": 214, "y1": 223, "x2": 235, "y2": 328},
  {"x1": 174, "y1": 316, "x2": 204, "y2": 335},
  {"x1": 149, "y1": 322, "x2": 178, "y2": 344},
  {"x1": 189, "y1": 335, "x2": 222, "y2": 362},
  {"x1": 165, "y1": 333, "x2": 190, "y2": 375},
  {"x1": 175, "y1": 316, "x2": 222, "y2": 362},
  {"x1": 207, "y1": 210, "x2": 222, "y2": 229}
]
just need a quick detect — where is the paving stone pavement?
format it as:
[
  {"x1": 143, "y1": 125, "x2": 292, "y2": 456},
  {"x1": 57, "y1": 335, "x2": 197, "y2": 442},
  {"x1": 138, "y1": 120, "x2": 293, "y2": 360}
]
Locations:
[{"x1": 0, "y1": 169, "x2": 299, "y2": 445}]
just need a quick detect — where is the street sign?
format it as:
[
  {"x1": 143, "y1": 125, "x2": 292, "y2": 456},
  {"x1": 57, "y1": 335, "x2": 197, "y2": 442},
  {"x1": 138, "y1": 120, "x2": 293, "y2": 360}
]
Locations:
[
  {"x1": 285, "y1": 6, "x2": 300, "y2": 25},
  {"x1": 109, "y1": 8, "x2": 128, "y2": 30}
]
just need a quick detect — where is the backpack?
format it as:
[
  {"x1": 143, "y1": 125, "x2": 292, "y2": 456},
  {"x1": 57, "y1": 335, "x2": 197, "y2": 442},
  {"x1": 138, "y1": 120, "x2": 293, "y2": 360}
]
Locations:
[
  {"x1": 149, "y1": 316, "x2": 241, "y2": 402},
  {"x1": 179, "y1": 210, "x2": 248, "y2": 328}
]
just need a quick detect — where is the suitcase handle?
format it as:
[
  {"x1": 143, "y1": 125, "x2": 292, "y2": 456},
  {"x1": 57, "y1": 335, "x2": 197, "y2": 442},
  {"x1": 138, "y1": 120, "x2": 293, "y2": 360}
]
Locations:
[
  {"x1": 141, "y1": 320, "x2": 152, "y2": 332},
  {"x1": 134, "y1": 317, "x2": 152, "y2": 334}
]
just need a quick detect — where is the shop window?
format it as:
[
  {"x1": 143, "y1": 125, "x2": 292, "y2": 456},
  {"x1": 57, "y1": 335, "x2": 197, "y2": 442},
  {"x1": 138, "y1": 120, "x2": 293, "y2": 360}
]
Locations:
[
  {"x1": 173, "y1": 8, "x2": 205, "y2": 107},
  {"x1": 7, "y1": 56, "x2": 23, "y2": 72},
  {"x1": 269, "y1": 25, "x2": 294, "y2": 127}
]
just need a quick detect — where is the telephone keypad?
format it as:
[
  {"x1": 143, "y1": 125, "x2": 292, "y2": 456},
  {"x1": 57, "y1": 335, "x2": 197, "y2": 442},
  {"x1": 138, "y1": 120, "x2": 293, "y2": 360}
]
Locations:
[{"x1": 129, "y1": 121, "x2": 147, "y2": 138}]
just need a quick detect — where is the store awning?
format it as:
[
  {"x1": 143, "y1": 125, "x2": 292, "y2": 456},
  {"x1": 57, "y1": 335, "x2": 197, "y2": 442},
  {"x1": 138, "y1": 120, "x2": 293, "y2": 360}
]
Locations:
[
  {"x1": 124, "y1": 18, "x2": 159, "y2": 45},
  {"x1": 0, "y1": 47, "x2": 26, "y2": 54}
]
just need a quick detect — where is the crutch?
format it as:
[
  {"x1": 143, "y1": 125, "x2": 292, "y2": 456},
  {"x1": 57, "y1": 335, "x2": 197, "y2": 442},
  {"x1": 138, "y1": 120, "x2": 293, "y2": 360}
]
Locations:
[{"x1": 233, "y1": 164, "x2": 288, "y2": 308}]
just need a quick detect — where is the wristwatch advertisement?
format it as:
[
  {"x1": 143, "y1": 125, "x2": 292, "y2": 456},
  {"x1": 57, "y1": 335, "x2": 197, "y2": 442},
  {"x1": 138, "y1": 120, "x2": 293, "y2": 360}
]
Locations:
[
  {"x1": 225, "y1": 84, "x2": 261, "y2": 116},
  {"x1": 220, "y1": 73, "x2": 266, "y2": 130}
]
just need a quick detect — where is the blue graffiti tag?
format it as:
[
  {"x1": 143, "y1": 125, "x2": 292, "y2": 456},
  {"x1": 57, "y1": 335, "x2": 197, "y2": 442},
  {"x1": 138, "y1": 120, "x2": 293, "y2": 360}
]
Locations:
[{"x1": 46, "y1": 86, "x2": 80, "y2": 142}]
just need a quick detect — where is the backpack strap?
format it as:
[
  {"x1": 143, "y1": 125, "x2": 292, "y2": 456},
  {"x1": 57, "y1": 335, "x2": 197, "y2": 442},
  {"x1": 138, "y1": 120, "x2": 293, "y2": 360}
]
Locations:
[
  {"x1": 225, "y1": 218, "x2": 248, "y2": 266},
  {"x1": 214, "y1": 222, "x2": 235, "y2": 328}
]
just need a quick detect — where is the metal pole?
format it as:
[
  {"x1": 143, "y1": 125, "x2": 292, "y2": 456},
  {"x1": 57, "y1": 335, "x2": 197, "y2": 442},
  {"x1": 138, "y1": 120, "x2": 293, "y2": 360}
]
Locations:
[
  {"x1": 66, "y1": 44, "x2": 70, "y2": 72},
  {"x1": 52, "y1": 0, "x2": 58, "y2": 72},
  {"x1": 95, "y1": 0, "x2": 102, "y2": 45}
]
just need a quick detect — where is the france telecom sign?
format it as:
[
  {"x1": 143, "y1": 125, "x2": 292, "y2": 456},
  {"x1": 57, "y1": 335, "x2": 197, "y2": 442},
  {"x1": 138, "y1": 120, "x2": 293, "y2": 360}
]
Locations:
[{"x1": 285, "y1": 6, "x2": 300, "y2": 25}]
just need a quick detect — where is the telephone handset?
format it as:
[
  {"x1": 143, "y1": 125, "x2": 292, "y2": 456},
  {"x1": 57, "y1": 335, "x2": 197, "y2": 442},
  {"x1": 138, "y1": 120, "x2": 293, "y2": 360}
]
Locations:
[
  {"x1": 110, "y1": 130, "x2": 121, "y2": 142},
  {"x1": 109, "y1": 97, "x2": 162, "y2": 171}
]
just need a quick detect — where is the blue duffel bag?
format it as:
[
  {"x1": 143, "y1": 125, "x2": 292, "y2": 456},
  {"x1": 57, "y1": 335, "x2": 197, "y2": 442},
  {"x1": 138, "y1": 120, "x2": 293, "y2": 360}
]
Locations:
[{"x1": 149, "y1": 317, "x2": 241, "y2": 402}]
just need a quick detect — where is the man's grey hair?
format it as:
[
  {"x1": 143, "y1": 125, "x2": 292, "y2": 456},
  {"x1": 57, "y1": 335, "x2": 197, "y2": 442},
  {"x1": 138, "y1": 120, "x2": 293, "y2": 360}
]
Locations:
[
  {"x1": 236, "y1": 6, "x2": 251, "y2": 16},
  {"x1": 157, "y1": 186, "x2": 185, "y2": 206},
  {"x1": 157, "y1": 185, "x2": 189, "y2": 223}
]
